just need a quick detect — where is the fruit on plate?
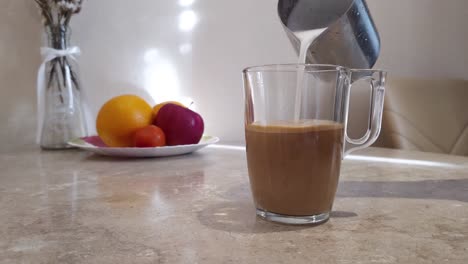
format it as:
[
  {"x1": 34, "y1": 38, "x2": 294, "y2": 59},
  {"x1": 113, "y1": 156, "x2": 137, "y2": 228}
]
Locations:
[
  {"x1": 82, "y1": 136, "x2": 108, "y2": 147},
  {"x1": 152, "y1": 101, "x2": 185, "y2": 120},
  {"x1": 133, "y1": 125, "x2": 166, "y2": 148},
  {"x1": 96, "y1": 95, "x2": 152, "y2": 147},
  {"x1": 154, "y1": 103, "x2": 204, "y2": 146}
]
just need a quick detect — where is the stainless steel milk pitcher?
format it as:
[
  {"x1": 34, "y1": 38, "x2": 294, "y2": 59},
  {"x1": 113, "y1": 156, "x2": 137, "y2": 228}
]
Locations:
[{"x1": 278, "y1": 0, "x2": 380, "y2": 69}]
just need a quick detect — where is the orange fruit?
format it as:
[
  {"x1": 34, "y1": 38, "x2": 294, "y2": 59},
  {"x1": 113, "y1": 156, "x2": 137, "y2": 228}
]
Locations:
[
  {"x1": 133, "y1": 125, "x2": 166, "y2": 148},
  {"x1": 96, "y1": 95, "x2": 153, "y2": 147},
  {"x1": 152, "y1": 101, "x2": 185, "y2": 119}
]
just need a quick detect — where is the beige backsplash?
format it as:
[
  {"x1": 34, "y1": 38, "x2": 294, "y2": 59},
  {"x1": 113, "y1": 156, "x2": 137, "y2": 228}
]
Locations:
[{"x1": 1, "y1": 0, "x2": 467, "y2": 152}]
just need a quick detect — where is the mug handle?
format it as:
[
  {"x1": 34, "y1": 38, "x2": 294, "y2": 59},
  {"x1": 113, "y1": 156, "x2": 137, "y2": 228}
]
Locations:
[{"x1": 344, "y1": 70, "x2": 387, "y2": 155}]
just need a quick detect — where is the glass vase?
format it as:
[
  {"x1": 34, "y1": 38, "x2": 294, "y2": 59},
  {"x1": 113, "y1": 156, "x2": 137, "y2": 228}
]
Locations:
[{"x1": 39, "y1": 26, "x2": 87, "y2": 149}]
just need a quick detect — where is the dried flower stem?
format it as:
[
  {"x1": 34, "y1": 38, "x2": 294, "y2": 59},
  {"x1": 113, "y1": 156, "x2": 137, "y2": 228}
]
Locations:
[{"x1": 34, "y1": 0, "x2": 84, "y2": 92}]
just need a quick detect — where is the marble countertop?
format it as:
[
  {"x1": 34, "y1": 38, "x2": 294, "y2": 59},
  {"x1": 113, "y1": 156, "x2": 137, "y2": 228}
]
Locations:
[{"x1": 1, "y1": 146, "x2": 468, "y2": 263}]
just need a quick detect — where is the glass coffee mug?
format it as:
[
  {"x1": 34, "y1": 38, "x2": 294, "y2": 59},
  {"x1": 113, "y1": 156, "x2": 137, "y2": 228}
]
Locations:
[{"x1": 243, "y1": 64, "x2": 386, "y2": 225}]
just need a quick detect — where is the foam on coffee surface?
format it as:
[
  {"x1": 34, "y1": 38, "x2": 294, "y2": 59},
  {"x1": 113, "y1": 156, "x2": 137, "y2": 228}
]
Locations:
[{"x1": 247, "y1": 119, "x2": 343, "y2": 133}]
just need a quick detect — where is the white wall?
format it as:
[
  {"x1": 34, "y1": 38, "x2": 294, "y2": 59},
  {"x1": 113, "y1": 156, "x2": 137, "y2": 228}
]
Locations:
[
  {"x1": 71, "y1": 0, "x2": 296, "y2": 144},
  {"x1": 1, "y1": 0, "x2": 467, "y2": 150},
  {"x1": 369, "y1": 0, "x2": 468, "y2": 79},
  {"x1": 0, "y1": 1, "x2": 41, "y2": 151},
  {"x1": 350, "y1": 0, "x2": 468, "y2": 138}
]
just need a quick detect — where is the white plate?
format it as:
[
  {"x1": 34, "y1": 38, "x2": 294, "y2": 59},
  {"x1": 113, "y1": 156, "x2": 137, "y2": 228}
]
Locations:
[{"x1": 68, "y1": 136, "x2": 220, "y2": 158}]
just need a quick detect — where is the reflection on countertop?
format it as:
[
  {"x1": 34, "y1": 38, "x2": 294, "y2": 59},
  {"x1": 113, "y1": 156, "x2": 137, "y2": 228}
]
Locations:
[{"x1": 1, "y1": 146, "x2": 468, "y2": 263}]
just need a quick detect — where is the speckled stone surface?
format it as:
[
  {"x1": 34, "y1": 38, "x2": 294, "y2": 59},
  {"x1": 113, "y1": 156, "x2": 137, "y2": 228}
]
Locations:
[{"x1": 1, "y1": 146, "x2": 468, "y2": 263}]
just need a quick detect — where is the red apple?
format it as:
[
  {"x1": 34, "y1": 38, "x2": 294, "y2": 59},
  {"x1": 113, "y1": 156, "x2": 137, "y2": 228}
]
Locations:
[{"x1": 154, "y1": 104, "x2": 204, "y2": 146}]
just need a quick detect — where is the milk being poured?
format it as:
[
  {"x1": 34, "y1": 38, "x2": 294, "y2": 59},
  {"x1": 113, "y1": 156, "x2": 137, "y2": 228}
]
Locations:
[{"x1": 293, "y1": 29, "x2": 326, "y2": 120}]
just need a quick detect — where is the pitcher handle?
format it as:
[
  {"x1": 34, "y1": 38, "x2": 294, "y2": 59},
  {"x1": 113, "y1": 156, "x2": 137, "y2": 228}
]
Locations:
[{"x1": 344, "y1": 70, "x2": 387, "y2": 155}]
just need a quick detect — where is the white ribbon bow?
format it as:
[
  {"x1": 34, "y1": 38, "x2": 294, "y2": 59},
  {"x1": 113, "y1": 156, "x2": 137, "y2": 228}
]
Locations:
[{"x1": 36, "y1": 46, "x2": 81, "y2": 143}]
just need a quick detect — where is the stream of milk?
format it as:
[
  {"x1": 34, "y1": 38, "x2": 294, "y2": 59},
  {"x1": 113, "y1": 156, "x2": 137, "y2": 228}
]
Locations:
[{"x1": 293, "y1": 29, "x2": 326, "y2": 121}]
